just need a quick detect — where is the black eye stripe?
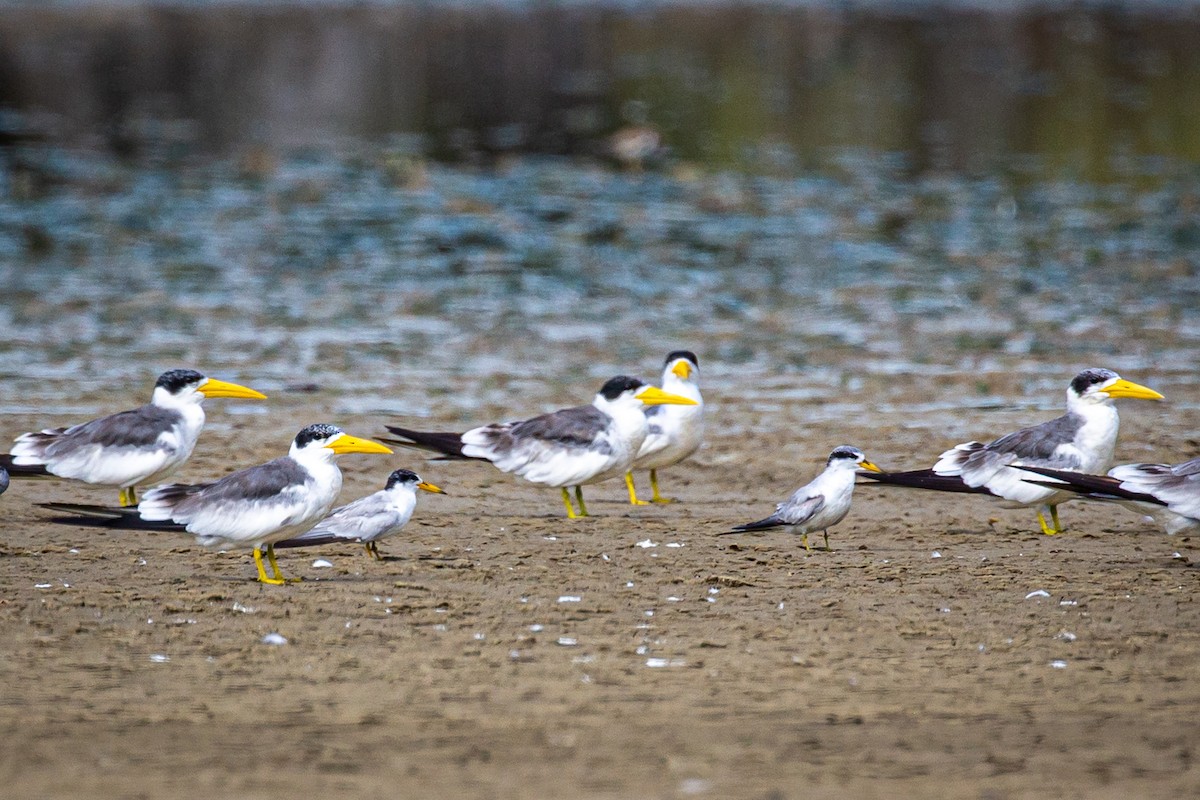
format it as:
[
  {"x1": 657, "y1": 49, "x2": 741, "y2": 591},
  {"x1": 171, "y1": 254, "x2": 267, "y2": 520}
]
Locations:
[{"x1": 294, "y1": 423, "x2": 342, "y2": 448}]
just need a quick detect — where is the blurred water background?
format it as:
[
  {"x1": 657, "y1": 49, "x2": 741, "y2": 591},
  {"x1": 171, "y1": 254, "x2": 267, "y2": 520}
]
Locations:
[{"x1": 0, "y1": 1, "x2": 1198, "y2": 432}]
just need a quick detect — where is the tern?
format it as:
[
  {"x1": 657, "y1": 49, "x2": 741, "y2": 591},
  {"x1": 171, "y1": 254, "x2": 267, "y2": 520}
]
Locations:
[
  {"x1": 625, "y1": 350, "x2": 704, "y2": 505},
  {"x1": 274, "y1": 468, "x2": 445, "y2": 560},
  {"x1": 40, "y1": 424, "x2": 392, "y2": 585},
  {"x1": 381, "y1": 375, "x2": 698, "y2": 518},
  {"x1": 1, "y1": 369, "x2": 266, "y2": 506},
  {"x1": 1017, "y1": 458, "x2": 1200, "y2": 535},
  {"x1": 861, "y1": 369, "x2": 1163, "y2": 534},
  {"x1": 720, "y1": 446, "x2": 882, "y2": 551}
]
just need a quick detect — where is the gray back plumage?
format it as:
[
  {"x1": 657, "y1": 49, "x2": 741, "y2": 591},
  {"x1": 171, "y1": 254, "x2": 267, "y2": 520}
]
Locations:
[
  {"x1": 487, "y1": 405, "x2": 612, "y2": 453},
  {"x1": 166, "y1": 457, "x2": 311, "y2": 515},
  {"x1": 41, "y1": 405, "x2": 182, "y2": 455},
  {"x1": 977, "y1": 413, "x2": 1085, "y2": 468}
]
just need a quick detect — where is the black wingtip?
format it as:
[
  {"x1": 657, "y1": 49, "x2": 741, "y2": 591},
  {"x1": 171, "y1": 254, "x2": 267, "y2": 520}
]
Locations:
[
  {"x1": 381, "y1": 426, "x2": 471, "y2": 459},
  {"x1": 0, "y1": 454, "x2": 51, "y2": 477},
  {"x1": 1013, "y1": 466, "x2": 1166, "y2": 506},
  {"x1": 272, "y1": 534, "x2": 354, "y2": 550},
  {"x1": 36, "y1": 502, "x2": 185, "y2": 531},
  {"x1": 858, "y1": 469, "x2": 995, "y2": 496},
  {"x1": 719, "y1": 516, "x2": 784, "y2": 535}
]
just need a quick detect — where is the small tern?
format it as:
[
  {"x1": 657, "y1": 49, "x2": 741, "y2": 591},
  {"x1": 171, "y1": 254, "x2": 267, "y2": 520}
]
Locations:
[
  {"x1": 2, "y1": 369, "x2": 266, "y2": 506},
  {"x1": 720, "y1": 446, "x2": 882, "y2": 551},
  {"x1": 381, "y1": 375, "x2": 698, "y2": 518},
  {"x1": 625, "y1": 350, "x2": 704, "y2": 505},
  {"x1": 274, "y1": 468, "x2": 445, "y2": 560},
  {"x1": 861, "y1": 369, "x2": 1163, "y2": 534},
  {"x1": 40, "y1": 424, "x2": 392, "y2": 585}
]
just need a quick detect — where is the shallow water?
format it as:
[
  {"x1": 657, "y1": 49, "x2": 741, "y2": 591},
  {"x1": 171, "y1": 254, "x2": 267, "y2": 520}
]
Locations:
[{"x1": 1, "y1": 143, "x2": 1197, "y2": 428}]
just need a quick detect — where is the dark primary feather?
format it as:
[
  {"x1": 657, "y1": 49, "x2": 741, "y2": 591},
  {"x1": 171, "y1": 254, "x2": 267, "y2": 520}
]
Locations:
[
  {"x1": 0, "y1": 454, "x2": 51, "y2": 477},
  {"x1": 859, "y1": 469, "x2": 997, "y2": 495},
  {"x1": 36, "y1": 502, "x2": 185, "y2": 531},
  {"x1": 34, "y1": 405, "x2": 182, "y2": 454},
  {"x1": 719, "y1": 514, "x2": 787, "y2": 534},
  {"x1": 272, "y1": 533, "x2": 346, "y2": 549},
  {"x1": 381, "y1": 427, "x2": 473, "y2": 459},
  {"x1": 1015, "y1": 466, "x2": 1165, "y2": 505}
]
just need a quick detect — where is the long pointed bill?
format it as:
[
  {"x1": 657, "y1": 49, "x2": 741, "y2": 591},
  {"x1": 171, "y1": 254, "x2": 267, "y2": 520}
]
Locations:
[
  {"x1": 1103, "y1": 379, "x2": 1164, "y2": 401},
  {"x1": 328, "y1": 434, "x2": 394, "y2": 455},
  {"x1": 636, "y1": 386, "x2": 699, "y2": 406},
  {"x1": 417, "y1": 481, "x2": 446, "y2": 494},
  {"x1": 670, "y1": 361, "x2": 692, "y2": 380},
  {"x1": 200, "y1": 378, "x2": 268, "y2": 400},
  {"x1": 858, "y1": 460, "x2": 883, "y2": 473}
]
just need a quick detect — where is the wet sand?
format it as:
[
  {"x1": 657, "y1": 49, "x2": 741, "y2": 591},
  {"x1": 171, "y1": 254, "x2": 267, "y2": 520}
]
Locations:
[{"x1": 2, "y1": 383, "x2": 1199, "y2": 799}]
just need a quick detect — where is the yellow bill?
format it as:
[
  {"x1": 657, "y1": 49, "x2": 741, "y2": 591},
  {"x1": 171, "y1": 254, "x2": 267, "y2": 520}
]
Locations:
[
  {"x1": 1104, "y1": 379, "x2": 1164, "y2": 401},
  {"x1": 417, "y1": 481, "x2": 446, "y2": 494},
  {"x1": 671, "y1": 360, "x2": 692, "y2": 380},
  {"x1": 636, "y1": 386, "x2": 698, "y2": 406},
  {"x1": 200, "y1": 378, "x2": 268, "y2": 400},
  {"x1": 328, "y1": 434, "x2": 394, "y2": 455},
  {"x1": 857, "y1": 460, "x2": 883, "y2": 473}
]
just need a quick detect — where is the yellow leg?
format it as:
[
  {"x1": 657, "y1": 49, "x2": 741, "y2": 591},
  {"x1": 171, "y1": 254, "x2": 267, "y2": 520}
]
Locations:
[
  {"x1": 254, "y1": 547, "x2": 286, "y2": 585},
  {"x1": 119, "y1": 487, "x2": 138, "y2": 507},
  {"x1": 265, "y1": 544, "x2": 300, "y2": 583},
  {"x1": 625, "y1": 472, "x2": 649, "y2": 505},
  {"x1": 649, "y1": 469, "x2": 673, "y2": 504},
  {"x1": 364, "y1": 541, "x2": 383, "y2": 561},
  {"x1": 575, "y1": 486, "x2": 589, "y2": 517},
  {"x1": 1036, "y1": 509, "x2": 1060, "y2": 536},
  {"x1": 561, "y1": 487, "x2": 578, "y2": 519},
  {"x1": 801, "y1": 532, "x2": 812, "y2": 553},
  {"x1": 1051, "y1": 505, "x2": 1062, "y2": 533},
  {"x1": 822, "y1": 530, "x2": 831, "y2": 551}
]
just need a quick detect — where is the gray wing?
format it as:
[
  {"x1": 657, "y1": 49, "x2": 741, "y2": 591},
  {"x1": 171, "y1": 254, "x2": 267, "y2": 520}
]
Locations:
[
  {"x1": 777, "y1": 494, "x2": 825, "y2": 525},
  {"x1": 1111, "y1": 460, "x2": 1200, "y2": 520},
  {"x1": 984, "y1": 413, "x2": 1085, "y2": 467},
  {"x1": 156, "y1": 457, "x2": 311, "y2": 516},
  {"x1": 477, "y1": 405, "x2": 613, "y2": 454},
  {"x1": 1172, "y1": 457, "x2": 1200, "y2": 478},
  {"x1": 296, "y1": 494, "x2": 405, "y2": 541},
  {"x1": 30, "y1": 405, "x2": 182, "y2": 457},
  {"x1": 201, "y1": 457, "x2": 311, "y2": 502}
]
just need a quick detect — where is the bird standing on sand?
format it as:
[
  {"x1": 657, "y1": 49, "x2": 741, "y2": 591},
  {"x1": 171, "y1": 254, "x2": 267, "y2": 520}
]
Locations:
[
  {"x1": 625, "y1": 351, "x2": 704, "y2": 505},
  {"x1": 2, "y1": 369, "x2": 266, "y2": 506},
  {"x1": 860, "y1": 369, "x2": 1163, "y2": 535},
  {"x1": 275, "y1": 468, "x2": 445, "y2": 560},
  {"x1": 41, "y1": 424, "x2": 392, "y2": 585},
  {"x1": 721, "y1": 446, "x2": 882, "y2": 551},
  {"x1": 381, "y1": 376, "x2": 698, "y2": 519}
]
